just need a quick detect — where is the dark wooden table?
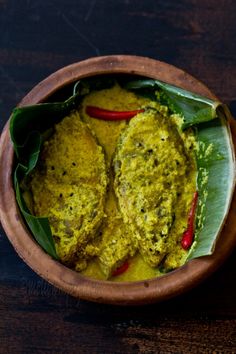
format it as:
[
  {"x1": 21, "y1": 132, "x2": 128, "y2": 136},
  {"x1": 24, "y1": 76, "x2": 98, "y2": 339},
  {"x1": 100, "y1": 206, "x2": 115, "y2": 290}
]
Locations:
[{"x1": 1, "y1": 1, "x2": 236, "y2": 353}]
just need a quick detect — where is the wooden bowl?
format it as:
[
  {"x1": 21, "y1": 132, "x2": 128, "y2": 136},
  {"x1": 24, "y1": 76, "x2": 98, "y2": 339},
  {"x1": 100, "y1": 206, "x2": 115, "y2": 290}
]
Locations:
[{"x1": 0, "y1": 55, "x2": 236, "y2": 305}]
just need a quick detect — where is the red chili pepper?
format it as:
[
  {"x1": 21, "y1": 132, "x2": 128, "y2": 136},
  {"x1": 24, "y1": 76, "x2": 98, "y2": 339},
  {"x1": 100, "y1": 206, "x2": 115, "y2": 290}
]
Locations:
[
  {"x1": 86, "y1": 106, "x2": 145, "y2": 120},
  {"x1": 181, "y1": 191, "x2": 198, "y2": 250},
  {"x1": 112, "y1": 261, "x2": 129, "y2": 276}
]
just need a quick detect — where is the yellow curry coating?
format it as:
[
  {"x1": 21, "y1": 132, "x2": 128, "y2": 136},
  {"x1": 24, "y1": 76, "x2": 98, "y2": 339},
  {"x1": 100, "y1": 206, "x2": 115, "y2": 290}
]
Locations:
[
  {"x1": 30, "y1": 113, "x2": 108, "y2": 268},
  {"x1": 80, "y1": 84, "x2": 196, "y2": 277},
  {"x1": 80, "y1": 83, "x2": 150, "y2": 160},
  {"x1": 80, "y1": 84, "x2": 151, "y2": 276},
  {"x1": 29, "y1": 83, "x2": 197, "y2": 281},
  {"x1": 114, "y1": 109, "x2": 196, "y2": 268}
]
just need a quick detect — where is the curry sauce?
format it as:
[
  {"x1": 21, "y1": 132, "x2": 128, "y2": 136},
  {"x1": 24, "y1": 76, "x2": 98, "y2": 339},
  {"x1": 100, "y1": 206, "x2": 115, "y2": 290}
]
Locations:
[{"x1": 29, "y1": 84, "x2": 197, "y2": 281}]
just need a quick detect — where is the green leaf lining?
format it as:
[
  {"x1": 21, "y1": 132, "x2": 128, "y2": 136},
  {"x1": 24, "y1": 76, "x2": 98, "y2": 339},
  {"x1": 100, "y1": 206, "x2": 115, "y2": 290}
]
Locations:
[
  {"x1": 188, "y1": 115, "x2": 235, "y2": 259},
  {"x1": 10, "y1": 76, "x2": 235, "y2": 263},
  {"x1": 125, "y1": 79, "x2": 222, "y2": 129},
  {"x1": 10, "y1": 77, "x2": 115, "y2": 260},
  {"x1": 10, "y1": 93, "x2": 81, "y2": 259},
  {"x1": 14, "y1": 165, "x2": 58, "y2": 259}
]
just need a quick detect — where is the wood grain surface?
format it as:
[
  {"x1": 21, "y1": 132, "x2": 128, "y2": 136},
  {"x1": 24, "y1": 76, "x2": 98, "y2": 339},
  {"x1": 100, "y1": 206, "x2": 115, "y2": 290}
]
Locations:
[{"x1": 0, "y1": 0, "x2": 236, "y2": 353}]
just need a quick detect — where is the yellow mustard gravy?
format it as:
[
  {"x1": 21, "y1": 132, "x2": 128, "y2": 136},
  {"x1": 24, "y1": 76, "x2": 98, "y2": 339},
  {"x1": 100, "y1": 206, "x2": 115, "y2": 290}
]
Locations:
[
  {"x1": 79, "y1": 84, "x2": 197, "y2": 281},
  {"x1": 29, "y1": 83, "x2": 197, "y2": 281}
]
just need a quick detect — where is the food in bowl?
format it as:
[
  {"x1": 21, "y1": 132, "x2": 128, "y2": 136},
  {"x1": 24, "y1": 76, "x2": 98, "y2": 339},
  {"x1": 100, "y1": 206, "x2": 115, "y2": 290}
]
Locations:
[
  {"x1": 29, "y1": 113, "x2": 108, "y2": 268},
  {"x1": 10, "y1": 75, "x2": 235, "y2": 282}
]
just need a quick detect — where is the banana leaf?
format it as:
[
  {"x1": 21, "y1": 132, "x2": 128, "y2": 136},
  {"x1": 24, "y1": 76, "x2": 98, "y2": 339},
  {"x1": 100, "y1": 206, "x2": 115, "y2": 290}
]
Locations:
[
  {"x1": 10, "y1": 76, "x2": 235, "y2": 263},
  {"x1": 10, "y1": 77, "x2": 116, "y2": 259},
  {"x1": 125, "y1": 79, "x2": 231, "y2": 128},
  {"x1": 10, "y1": 94, "x2": 82, "y2": 259},
  {"x1": 14, "y1": 164, "x2": 58, "y2": 259}
]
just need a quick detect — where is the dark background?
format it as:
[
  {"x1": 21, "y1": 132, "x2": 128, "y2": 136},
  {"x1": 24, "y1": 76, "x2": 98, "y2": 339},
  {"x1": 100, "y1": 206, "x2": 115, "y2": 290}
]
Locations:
[{"x1": 0, "y1": 1, "x2": 236, "y2": 353}]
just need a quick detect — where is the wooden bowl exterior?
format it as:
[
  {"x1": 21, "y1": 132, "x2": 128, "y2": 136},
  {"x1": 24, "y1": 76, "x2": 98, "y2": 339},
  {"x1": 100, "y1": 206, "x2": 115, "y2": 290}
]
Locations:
[{"x1": 0, "y1": 55, "x2": 236, "y2": 305}]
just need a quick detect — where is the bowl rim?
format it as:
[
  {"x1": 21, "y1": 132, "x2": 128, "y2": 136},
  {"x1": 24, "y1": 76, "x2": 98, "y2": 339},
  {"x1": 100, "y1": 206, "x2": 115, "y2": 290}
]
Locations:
[{"x1": 0, "y1": 55, "x2": 236, "y2": 305}]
